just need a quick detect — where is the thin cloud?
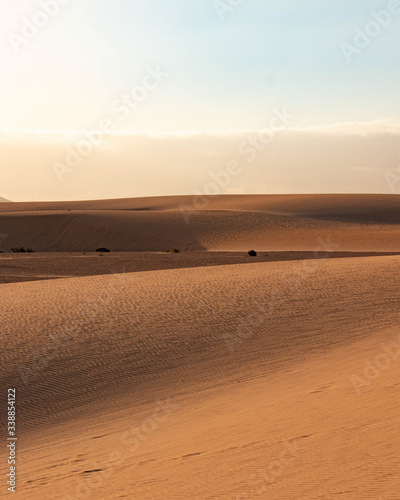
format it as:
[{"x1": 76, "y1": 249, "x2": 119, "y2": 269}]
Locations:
[{"x1": 1, "y1": 121, "x2": 399, "y2": 201}]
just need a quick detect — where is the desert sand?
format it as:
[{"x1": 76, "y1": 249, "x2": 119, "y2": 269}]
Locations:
[
  {"x1": 1, "y1": 194, "x2": 400, "y2": 499},
  {"x1": 1, "y1": 250, "x2": 399, "y2": 285},
  {"x1": 1, "y1": 193, "x2": 400, "y2": 252}
]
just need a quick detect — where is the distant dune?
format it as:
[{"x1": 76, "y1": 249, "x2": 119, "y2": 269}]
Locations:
[
  {"x1": 2, "y1": 256, "x2": 400, "y2": 498},
  {"x1": 1, "y1": 194, "x2": 400, "y2": 252},
  {"x1": 0, "y1": 195, "x2": 10, "y2": 202}
]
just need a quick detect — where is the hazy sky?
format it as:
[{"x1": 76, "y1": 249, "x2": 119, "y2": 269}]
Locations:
[{"x1": 0, "y1": 1, "x2": 399, "y2": 200}]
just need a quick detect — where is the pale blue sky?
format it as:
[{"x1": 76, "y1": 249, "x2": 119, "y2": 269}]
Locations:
[
  {"x1": 1, "y1": 0, "x2": 399, "y2": 132},
  {"x1": 1, "y1": 1, "x2": 399, "y2": 201}
]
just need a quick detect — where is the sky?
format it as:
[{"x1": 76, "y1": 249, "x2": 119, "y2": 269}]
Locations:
[{"x1": 0, "y1": 0, "x2": 399, "y2": 200}]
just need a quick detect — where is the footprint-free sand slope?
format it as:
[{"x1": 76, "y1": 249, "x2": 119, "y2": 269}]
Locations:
[
  {"x1": 1, "y1": 250, "x2": 399, "y2": 284},
  {"x1": 1, "y1": 193, "x2": 400, "y2": 217},
  {"x1": 1, "y1": 194, "x2": 400, "y2": 251},
  {"x1": 1, "y1": 256, "x2": 400, "y2": 498}
]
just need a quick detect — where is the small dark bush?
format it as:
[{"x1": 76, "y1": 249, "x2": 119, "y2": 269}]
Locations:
[
  {"x1": 171, "y1": 248, "x2": 180, "y2": 253},
  {"x1": 248, "y1": 250, "x2": 257, "y2": 257},
  {"x1": 11, "y1": 247, "x2": 34, "y2": 253},
  {"x1": 95, "y1": 247, "x2": 110, "y2": 253}
]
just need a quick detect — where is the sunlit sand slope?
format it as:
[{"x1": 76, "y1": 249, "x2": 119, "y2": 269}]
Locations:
[
  {"x1": 0, "y1": 194, "x2": 400, "y2": 251},
  {"x1": 1, "y1": 256, "x2": 400, "y2": 498}
]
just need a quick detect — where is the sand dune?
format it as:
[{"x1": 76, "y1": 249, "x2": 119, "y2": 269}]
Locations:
[
  {"x1": 1, "y1": 194, "x2": 400, "y2": 252},
  {"x1": 1, "y1": 193, "x2": 400, "y2": 217},
  {"x1": 1, "y1": 250, "x2": 399, "y2": 284},
  {"x1": 2, "y1": 255, "x2": 400, "y2": 498}
]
